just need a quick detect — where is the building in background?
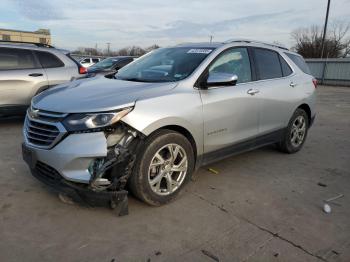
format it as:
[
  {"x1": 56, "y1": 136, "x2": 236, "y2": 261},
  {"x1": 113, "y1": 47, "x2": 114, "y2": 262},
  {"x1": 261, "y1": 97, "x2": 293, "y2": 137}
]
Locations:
[{"x1": 0, "y1": 28, "x2": 51, "y2": 44}]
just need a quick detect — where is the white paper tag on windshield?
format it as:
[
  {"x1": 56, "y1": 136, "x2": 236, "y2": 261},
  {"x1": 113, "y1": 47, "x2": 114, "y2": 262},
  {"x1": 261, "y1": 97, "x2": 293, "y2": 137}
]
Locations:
[{"x1": 187, "y1": 49, "x2": 213, "y2": 54}]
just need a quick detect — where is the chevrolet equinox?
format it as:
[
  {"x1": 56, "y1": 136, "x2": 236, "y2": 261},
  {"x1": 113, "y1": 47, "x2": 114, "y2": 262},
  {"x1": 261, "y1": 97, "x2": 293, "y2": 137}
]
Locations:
[{"x1": 22, "y1": 39, "x2": 316, "y2": 215}]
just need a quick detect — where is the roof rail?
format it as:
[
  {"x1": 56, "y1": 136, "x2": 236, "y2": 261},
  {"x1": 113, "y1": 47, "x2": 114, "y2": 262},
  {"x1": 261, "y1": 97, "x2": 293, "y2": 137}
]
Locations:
[
  {"x1": 0, "y1": 40, "x2": 54, "y2": 48},
  {"x1": 223, "y1": 38, "x2": 289, "y2": 51}
]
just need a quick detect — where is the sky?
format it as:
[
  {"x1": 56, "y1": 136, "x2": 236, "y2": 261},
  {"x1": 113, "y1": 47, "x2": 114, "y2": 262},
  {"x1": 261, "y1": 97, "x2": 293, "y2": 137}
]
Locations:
[{"x1": 1, "y1": 0, "x2": 350, "y2": 51}]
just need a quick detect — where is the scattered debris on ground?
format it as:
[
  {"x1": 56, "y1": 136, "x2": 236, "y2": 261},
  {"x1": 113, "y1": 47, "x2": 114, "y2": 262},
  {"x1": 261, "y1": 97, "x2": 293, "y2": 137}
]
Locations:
[
  {"x1": 208, "y1": 168, "x2": 219, "y2": 175},
  {"x1": 322, "y1": 194, "x2": 344, "y2": 214}
]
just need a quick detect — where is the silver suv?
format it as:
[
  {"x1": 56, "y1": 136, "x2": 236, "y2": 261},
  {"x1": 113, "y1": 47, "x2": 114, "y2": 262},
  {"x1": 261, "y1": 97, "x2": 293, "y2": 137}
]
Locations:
[
  {"x1": 0, "y1": 41, "x2": 86, "y2": 116},
  {"x1": 22, "y1": 39, "x2": 316, "y2": 215}
]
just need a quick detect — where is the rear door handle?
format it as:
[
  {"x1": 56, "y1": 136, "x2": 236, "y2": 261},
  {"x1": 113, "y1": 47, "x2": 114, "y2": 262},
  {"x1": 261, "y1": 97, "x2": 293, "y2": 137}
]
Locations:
[
  {"x1": 290, "y1": 82, "x2": 297, "y2": 87},
  {"x1": 28, "y1": 73, "x2": 43, "y2": 77},
  {"x1": 247, "y1": 89, "x2": 260, "y2": 95}
]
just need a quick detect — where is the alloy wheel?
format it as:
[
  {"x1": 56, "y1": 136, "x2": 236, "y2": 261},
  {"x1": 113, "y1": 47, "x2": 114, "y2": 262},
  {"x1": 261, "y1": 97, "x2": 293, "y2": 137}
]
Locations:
[{"x1": 148, "y1": 143, "x2": 188, "y2": 196}]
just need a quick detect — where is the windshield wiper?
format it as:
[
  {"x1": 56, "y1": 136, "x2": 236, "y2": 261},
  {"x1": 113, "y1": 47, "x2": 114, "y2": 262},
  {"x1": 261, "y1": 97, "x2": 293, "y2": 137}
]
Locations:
[{"x1": 117, "y1": 77, "x2": 157, "y2": 83}]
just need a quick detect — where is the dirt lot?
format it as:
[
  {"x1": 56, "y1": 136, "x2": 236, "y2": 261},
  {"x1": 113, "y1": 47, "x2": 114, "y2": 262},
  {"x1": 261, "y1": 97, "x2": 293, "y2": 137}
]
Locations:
[{"x1": 0, "y1": 86, "x2": 349, "y2": 262}]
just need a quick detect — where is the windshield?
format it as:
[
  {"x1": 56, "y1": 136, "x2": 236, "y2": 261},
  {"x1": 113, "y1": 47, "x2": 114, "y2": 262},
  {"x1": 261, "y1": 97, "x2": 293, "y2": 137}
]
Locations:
[
  {"x1": 90, "y1": 58, "x2": 119, "y2": 70},
  {"x1": 116, "y1": 47, "x2": 214, "y2": 82}
]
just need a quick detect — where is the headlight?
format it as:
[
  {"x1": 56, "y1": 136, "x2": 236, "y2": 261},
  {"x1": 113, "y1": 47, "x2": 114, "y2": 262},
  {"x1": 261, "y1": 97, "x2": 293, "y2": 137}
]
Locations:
[{"x1": 63, "y1": 107, "x2": 133, "y2": 131}]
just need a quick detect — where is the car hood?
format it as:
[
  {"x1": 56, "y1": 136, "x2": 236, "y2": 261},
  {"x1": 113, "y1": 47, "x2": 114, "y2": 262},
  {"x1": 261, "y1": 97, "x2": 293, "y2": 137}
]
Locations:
[{"x1": 32, "y1": 76, "x2": 177, "y2": 113}]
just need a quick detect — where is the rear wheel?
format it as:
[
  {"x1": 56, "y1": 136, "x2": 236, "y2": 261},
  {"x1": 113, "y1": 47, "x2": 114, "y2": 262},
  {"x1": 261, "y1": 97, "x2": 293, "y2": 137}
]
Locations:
[
  {"x1": 277, "y1": 108, "x2": 309, "y2": 153},
  {"x1": 128, "y1": 130, "x2": 194, "y2": 206}
]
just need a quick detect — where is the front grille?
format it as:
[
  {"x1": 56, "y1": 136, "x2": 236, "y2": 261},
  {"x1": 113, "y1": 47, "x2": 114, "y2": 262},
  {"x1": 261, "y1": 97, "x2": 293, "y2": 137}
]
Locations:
[
  {"x1": 24, "y1": 107, "x2": 67, "y2": 149},
  {"x1": 35, "y1": 161, "x2": 62, "y2": 183},
  {"x1": 26, "y1": 119, "x2": 60, "y2": 146}
]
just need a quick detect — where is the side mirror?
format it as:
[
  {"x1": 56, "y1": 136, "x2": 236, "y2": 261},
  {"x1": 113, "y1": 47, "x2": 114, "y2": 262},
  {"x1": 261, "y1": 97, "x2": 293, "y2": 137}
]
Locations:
[{"x1": 206, "y1": 73, "x2": 238, "y2": 88}]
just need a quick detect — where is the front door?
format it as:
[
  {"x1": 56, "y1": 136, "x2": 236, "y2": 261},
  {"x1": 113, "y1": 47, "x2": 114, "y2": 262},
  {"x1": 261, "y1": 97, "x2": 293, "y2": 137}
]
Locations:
[{"x1": 200, "y1": 47, "x2": 259, "y2": 159}]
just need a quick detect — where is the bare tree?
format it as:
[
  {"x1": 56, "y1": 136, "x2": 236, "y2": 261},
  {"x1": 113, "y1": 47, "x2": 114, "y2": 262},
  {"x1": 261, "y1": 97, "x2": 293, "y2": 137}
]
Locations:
[
  {"x1": 73, "y1": 44, "x2": 160, "y2": 57},
  {"x1": 291, "y1": 21, "x2": 350, "y2": 58}
]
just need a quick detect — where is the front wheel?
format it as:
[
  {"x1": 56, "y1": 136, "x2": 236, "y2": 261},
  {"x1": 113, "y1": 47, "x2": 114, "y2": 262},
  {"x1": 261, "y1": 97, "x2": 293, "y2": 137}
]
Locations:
[
  {"x1": 128, "y1": 130, "x2": 195, "y2": 206},
  {"x1": 277, "y1": 108, "x2": 309, "y2": 154}
]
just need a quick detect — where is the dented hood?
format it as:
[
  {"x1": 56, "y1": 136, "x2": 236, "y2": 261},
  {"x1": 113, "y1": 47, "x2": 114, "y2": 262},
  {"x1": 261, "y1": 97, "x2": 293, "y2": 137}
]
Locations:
[{"x1": 32, "y1": 76, "x2": 177, "y2": 113}]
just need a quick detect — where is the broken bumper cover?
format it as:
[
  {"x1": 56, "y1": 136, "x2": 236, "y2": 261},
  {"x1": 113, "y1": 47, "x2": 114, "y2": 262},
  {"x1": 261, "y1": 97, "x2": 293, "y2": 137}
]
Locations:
[
  {"x1": 26, "y1": 158, "x2": 129, "y2": 215},
  {"x1": 22, "y1": 122, "x2": 143, "y2": 216}
]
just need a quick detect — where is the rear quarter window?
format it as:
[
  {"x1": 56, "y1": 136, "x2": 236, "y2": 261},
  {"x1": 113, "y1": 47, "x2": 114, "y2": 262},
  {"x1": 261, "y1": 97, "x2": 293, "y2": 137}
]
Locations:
[
  {"x1": 35, "y1": 51, "x2": 64, "y2": 68},
  {"x1": 285, "y1": 53, "x2": 311, "y2": 75}
]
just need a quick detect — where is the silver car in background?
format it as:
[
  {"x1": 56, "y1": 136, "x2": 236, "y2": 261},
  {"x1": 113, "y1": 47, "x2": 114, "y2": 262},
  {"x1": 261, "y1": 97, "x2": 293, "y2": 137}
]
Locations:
[
  {"x1": 22, "y1": 39, "x2": 316, "y2": 215},
  {"x1": 0, "y1": 41, "x2": 87, "y2": 116}
]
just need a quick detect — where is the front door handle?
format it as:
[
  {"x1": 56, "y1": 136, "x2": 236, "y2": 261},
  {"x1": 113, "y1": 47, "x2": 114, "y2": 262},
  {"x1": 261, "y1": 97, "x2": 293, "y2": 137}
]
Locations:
[
  {"x1": 247, "y1": 89, "x2": 260, "y2": 95},
  {"x1": 290, "y1": 82, "x2": 297, "y2": 87},
  {"x1": 28, "y1": 73, "x2": 43, "y2": 77}
]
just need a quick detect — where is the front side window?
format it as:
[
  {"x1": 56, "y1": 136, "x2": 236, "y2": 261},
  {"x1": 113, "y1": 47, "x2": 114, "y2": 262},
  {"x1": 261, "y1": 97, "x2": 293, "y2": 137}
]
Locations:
[
  {"x1": 209, "y1": 48, "x2": 252, "y2": 84},
  {"x1": 254, "y1": 48, "x2": 283, "y2": 80},
  {"x1": 35, "y1": 51, "x2": 64, "y2": 68},
  {"x1": 116, "y1": 47, "x2": 213, "y2": 82},
  {"x1": 92, "y1": 58, "x2": 100, "y2": 63},
  {"x1": 0, "y1": 47, "x2": 37, "y2": 70}
]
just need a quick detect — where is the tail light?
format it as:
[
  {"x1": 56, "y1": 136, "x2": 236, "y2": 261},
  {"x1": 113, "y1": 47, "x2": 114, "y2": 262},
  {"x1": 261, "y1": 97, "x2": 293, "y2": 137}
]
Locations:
[
  {"x1": 312, "y1": 78, "x2": 317, "y2": 88},
  {"x1": 79, "y1": 66, "x2": 87, "y2": 74}
]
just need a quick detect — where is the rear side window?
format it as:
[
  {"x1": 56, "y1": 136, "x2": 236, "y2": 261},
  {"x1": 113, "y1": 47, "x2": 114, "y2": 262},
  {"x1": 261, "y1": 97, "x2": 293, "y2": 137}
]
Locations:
[
  {"x1": 0, "y1": 47, "x2": 38, "y2": 70},
  {"x1": 117, "y1": 58, "x2": 133, "y2": 68},
  {"x1": 35, "y1": 51, "x2": 64, "y2": 68},
  {"x1": 279, "y1": 56, "x2": 293, "y2": 76},
  {"x1": 253, "y1": 48, "x2": 282, "y2": 80},
  {"x1": 285, "y1": 53, "x2": 311, "y2": 75}
]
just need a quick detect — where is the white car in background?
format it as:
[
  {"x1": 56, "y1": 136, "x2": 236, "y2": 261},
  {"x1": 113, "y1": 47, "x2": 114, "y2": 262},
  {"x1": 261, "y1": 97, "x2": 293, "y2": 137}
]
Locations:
[{"x1": 79, "y1": 57, "x2": 101, "y2": 68}]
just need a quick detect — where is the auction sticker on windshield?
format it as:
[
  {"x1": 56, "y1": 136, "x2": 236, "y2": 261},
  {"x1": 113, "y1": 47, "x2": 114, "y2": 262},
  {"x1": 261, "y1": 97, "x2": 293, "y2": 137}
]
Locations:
[{"x1": 187, "y1": 49, "x2": 213, "y2": 54}]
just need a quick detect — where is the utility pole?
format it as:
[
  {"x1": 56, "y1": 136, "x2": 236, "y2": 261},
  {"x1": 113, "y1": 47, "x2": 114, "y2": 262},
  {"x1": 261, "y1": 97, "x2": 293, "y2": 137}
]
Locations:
[
  {"x1": 320, "y1": 0, "x2": 331, "y2": 58},
  {"x1": 209, "y1": 35, "x2": 213, "y2": 43},
  {"x1": 106, "y1": 42, "x2": 111, "y2": 56}
]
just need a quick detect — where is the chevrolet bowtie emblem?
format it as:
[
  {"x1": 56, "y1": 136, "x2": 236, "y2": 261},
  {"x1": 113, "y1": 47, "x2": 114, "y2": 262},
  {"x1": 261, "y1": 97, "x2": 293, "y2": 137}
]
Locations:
[{"x1": 30, "y1": 108, "x2": 39, "y2": 118}]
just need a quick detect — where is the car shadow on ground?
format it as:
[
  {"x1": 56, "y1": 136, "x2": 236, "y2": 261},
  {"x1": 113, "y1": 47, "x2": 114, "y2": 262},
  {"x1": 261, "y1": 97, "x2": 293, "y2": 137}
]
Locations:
[{"x1": 0, "y1": 115, "x2": 25, "y2": 124}]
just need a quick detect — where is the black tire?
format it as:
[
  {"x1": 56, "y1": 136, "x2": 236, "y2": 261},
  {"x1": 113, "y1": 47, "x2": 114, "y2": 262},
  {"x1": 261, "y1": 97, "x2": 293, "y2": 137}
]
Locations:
[
  {"x1": 128, "y1": 129, "x2": 195, "y2": 206},
  {"x1": 277, "y1": 108, "x2": 309, "y2": 154}
]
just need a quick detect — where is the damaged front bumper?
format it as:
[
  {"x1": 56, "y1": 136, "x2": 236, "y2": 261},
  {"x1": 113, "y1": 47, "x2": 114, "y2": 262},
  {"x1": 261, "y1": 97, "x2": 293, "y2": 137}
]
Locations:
[{"x1": 22, "y1": 122, "x2": 144, "y2": 216}]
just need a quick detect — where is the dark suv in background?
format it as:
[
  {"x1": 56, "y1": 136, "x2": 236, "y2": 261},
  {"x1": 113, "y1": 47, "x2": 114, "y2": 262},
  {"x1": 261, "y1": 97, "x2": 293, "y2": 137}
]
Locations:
[{"x1": 86, "y1": 56, "x2": 134, "y2": 78}]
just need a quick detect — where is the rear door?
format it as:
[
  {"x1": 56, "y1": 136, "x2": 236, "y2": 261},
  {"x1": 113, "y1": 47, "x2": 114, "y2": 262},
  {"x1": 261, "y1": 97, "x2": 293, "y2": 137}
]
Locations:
[
  {"x1": 251, "y1": 47, "x2": 299, "y2": 136},
  {"x1": 35, "y1": 51, "x2": 73, "y2": 87},
  {"x1": 0, "y1": 47, "x2": 48, "y2": 107},
  {"x1": 200, "y1": 47, "x2": 259, "y2": 156}
]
